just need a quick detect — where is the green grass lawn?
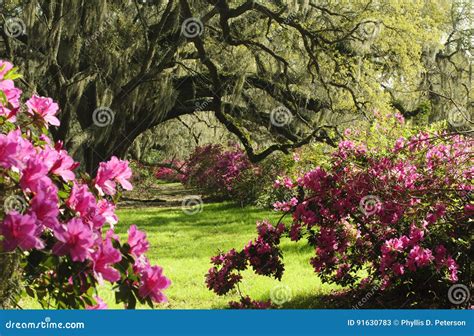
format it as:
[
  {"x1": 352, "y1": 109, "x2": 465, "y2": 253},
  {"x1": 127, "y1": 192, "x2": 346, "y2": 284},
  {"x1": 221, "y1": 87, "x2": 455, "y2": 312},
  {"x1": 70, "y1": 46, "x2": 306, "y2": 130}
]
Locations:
[
  {"x1": 21, "y1": 201, "x2": 342, "y2": 309},
  {"x1": 98, "y1": 202, "x2": 341, "y2": 309}
]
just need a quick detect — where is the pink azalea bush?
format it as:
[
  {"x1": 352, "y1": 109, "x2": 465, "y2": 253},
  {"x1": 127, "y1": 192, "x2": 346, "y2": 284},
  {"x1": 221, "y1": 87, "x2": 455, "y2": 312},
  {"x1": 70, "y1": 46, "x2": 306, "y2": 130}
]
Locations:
[
  {"x1": 181, "y1": 144, "x2": 283, "y2": 205},
  {"x1": 154, "y1": 160, "x2": 186, "y2": 183},
  {"x1": 206, "y1": 116, "x2": 472, "y2": 308},
  {"x1": 183, "y1": 144, "x2": 251, "y2": 197},
  {"x1": 0, "y1": 61, "x2": 170, "y2": 309}
]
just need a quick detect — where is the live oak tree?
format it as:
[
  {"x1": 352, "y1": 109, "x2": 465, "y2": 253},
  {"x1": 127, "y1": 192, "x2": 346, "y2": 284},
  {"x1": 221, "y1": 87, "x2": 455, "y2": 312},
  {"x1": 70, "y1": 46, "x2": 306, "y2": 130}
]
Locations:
[{"x1": 1, "y1": 0, "x2": 471, "y2": 172}]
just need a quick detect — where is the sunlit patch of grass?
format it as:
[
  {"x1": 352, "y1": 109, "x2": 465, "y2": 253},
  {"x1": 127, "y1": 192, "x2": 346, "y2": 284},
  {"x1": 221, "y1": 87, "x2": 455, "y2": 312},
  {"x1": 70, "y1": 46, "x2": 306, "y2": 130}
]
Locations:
[
  {"x1": 108, "y1": 202, "x2": 340, "y2": 309},
  {"x1": 20, "y1": 202, "x2": 341, "y2": 309}
]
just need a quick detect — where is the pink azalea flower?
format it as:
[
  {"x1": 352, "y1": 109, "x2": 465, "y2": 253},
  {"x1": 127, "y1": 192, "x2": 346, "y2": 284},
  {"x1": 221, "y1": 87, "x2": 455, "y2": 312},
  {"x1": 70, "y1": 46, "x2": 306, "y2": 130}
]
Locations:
[
  {"x1": 138, "y1": 264, "x2": 170, "y2": 303},
  {"x1": 66, "y1": 183, "x2": 106, "y2": 229},
  {"x1": 19, "y1": 156, "x2": 50, "y2": 193},
  {"x1": 94, "y1": 156, "x2": 133, "y2": 196},
  {"x1": 0, "y1": 133, "x2": 18, "y2": 168},
  {"x1": 86, "y1": 296, "x2": 108, "y2": 310},
  {"x1": 53, "y1": 218, "x2": 95, "y2": 262},
  {"x1": 92, "y1": 235, "x2": 122, "y2": 282},
  {"x1": 394, "y1": 112, "x2": 405, "y2": 124},
  {"x1": 127, "y1": 225, "x2": 149, "y2": 257},
  {"x1": 1, "y1": 212, "x2": 44, "y2": 251},
  {"x1": 25, "y1": 95, "x2": 60, "y2": 127},
  {"x1": 409, "y1": 225, "x2": 424, "y2": 244},
  {"x1": 0, "y1": 79, "x2": 22, "y2": 122},
  {"x1": 67, "y1": 183, "x2": 96, "y2": 215},
  {"x1": 97, "y1": 199, "x2": 118, "y2": 227},
  {"x1": 381, "y1": 237, "x2": 405, "y2": 254},
  {"x1": 464, "y1": 203, "x2": 474, "y2": 215},
  {"x1": 392, "y1": 262, "x2": 405, "y2": 275},
  {"x1": 40, "y1": 145, "x2": 77, "y2": 182},
  {"x1": 446, "y1": 257, "x2": 459, "y2": 282},
  {"x1": 28, "y1": 180, "x2": 60, "y2": 230},
  {"x1": 5, "y1": 129, "x2": 36, "y2": 169},
  {"x1": 406, "y1": 245, "x2": 433, "y2": 271}
]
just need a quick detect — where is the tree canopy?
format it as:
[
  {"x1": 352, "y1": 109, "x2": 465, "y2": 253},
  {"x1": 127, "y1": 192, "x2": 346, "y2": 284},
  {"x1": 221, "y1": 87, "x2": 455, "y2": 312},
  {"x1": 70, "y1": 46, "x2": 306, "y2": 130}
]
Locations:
[{"x1": 1, "y1": 0, "x2": 472, "y2": 172}]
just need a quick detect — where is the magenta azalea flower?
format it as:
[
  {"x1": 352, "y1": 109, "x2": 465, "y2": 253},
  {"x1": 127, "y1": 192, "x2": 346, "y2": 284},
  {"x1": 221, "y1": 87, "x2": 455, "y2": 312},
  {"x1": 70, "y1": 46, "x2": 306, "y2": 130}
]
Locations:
[
  {"x1": 0, "y1": 79, "x2": 22, "y2": 122},
  {"x1": 40, "y1": 145, "x2": 77, "y2": 182},
  {"x1": 53, "y1": 218, "x2": 95, "y2": 262},
  {"x1": 66, "y1": 183, "x2": 96, "y2": 215},
  {"x1": 1, "y1": 212, "x2": 44, "y2": 251},
  {"x1": 5, "y1": 129, "x2": 36, "y2": 169},
  {"x1": 406, "y1": 245, "x2": 434, "y2": 271},
  {"x1": 28, "y1": 180, "x2": 60, "y2": 230},
  {"x1": 66, "y1": 183, "x2": 106, "y2": 229},
  {"x1": 138, "y1": 265, "x2": 171, "y2": 303},
  {"x1": 92, "y1": 235, "x2": 122, "y2": 282},
  {"x1": 25, "y1": 95, "x2": 60, "y2": 127},
  {"x1": 97, "y1": 199, "x2": 118, "y2": 227},
  {"x1": 94, "y1": 156, "x2": 133, "y2": 196},
  {"x1": 19, "y1": 156, "x2": 50, "y2": 193},
  {"x1": 0, "y1": 133, "x2": 18, "y2": 169},
  {"x1": 127, "y1": 225, "x2": 149, "y2": 257}
]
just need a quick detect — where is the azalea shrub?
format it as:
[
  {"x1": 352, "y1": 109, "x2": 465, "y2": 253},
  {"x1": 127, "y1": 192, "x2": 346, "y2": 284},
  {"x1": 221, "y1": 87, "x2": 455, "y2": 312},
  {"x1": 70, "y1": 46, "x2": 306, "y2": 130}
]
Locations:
[
  {"x1": 154, "y1": 160, "x2": 186, "y2": 183},
  {"x1": 206, "y1": 117, "x2": 472, "y2": 307},
  {"x1": 0, "y1": 61, "x2": 170, "y2": 309},
  {"x1": 182, "y1": 144, "x2": 268, "y2": 204}
]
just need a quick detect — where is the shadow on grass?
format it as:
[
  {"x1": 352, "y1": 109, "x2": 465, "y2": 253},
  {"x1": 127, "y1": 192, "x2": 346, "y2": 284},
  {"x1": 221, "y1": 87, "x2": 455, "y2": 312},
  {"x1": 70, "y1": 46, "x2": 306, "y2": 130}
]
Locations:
[
  {"x1": 277, "y1": 287, "x2": 454, "y2": 309},
  {"x1": 117, "y1": 202, "x2": 279, "y2": 233}
]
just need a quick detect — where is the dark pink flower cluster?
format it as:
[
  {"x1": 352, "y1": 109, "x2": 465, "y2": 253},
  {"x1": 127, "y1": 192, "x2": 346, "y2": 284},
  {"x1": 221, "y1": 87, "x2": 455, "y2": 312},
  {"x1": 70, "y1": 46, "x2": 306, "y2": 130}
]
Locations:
[
  {"x1": 206, "y1": 249, "x2": 246, "y2": 295},
  {"x1": 154, "y1": 160, "x2": 186, "y2": 182},
  {"x1": 0, "y1": 61, "x2": 169, "y2": 309},
  {"x1": 207, "y1": 123, "x2": 472, "y2": 305},
  {"x1": 182, "y1": 143, "x2": 254, "y2": 197},
  {"x1": 229, "y1": 296, "x2": 272, "y2": 309},
  {"x1": 206, "y1": 221, "x2": 285, "y2": 296}
]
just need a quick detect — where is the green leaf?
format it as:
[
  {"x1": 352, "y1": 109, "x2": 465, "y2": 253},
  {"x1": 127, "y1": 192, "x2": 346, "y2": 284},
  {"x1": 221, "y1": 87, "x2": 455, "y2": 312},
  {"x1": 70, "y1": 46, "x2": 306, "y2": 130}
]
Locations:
[
  {"x1": 0, "y1": 90, "x2": 7, "y2": 105},
  {"x1": 3, "y1": 67, "x2": 22, "y2": 80}
]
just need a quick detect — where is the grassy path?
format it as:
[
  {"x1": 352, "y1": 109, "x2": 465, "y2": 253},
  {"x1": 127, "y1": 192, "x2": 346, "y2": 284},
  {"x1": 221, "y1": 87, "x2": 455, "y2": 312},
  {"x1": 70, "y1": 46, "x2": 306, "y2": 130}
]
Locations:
[{"x1": 101, "y1": 202, "x2": 341, "y2": 309}]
